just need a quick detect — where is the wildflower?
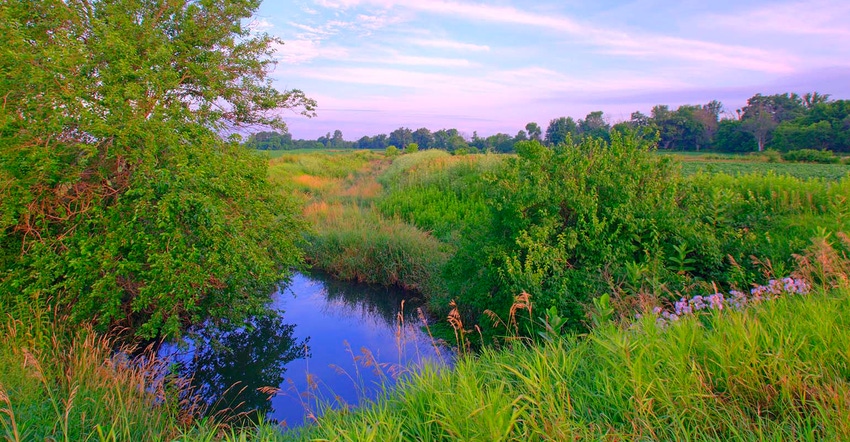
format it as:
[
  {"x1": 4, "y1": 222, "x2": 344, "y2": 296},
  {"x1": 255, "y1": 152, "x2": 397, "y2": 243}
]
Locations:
[
  {"x1": 708, "y1": 293, "x2": 725, "y2": 310},
  {"x1": 674, "y1": 297, "x2": 692, "y2": 316},
  {"x1": 690, "y1": 295, "x2": 707, "y2": 311}
]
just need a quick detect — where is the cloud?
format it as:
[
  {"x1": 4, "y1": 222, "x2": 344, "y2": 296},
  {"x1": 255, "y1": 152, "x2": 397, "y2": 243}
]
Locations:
[
  {"x1": 315, "y1": 0, "x2": 795, "y2": 73},
  {"x1": 385, "y1": 55, "x2": 473, "y2": 67},
  {"x1": 408, "y1": 38, "x2": 490, "y2": 52},
  {"x1": 272, "y1": 40, "x2": 349, "y2": 64},
  {"x1": 707, "y1": 1, "x2": 850, "y2": 38}
]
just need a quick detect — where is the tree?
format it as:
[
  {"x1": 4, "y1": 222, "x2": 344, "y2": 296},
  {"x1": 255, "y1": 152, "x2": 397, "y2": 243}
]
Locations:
[
  {"x1": 740, "y1": 93, "x2": 805, "y2": 151},
  {"x1": 578, "y1": 111, "x2": 610, "y2": 140},
  {"x1": 713, "y1": 120, "x2": 758, "y2": 152},
  {"x1": 651, "y1": 105, "x2": 681, "y2": 149},
  {"x1": 331, "y1": 129, "x2": 345, "y2": 148},
  {"x1": 245, "y1": 131, "x2": 292, "y2": 150},
  {"x1": 0, "y1": 0, "x2": 315, "y2": 339},
  {"x1": 487, "y1": 133, "x2": 515, "y2": 153},
  {"x1": 525, "y1": 122, "x2": 542, "y2": 141},
  {"x1": 771, "y1": 100, "x2": 850, "y2": 152},
  {"x1": 389, "y1": 127, "x2": 414, "y2": 149},
  {"x1": 470, "y1": 131, "x2": 487, "y2": 151},
  {"x1": 514, "y1": 130, "x2": 528, "y2": 144},
  {"x1": 412, "y1": 127, "x2": 434, "y2": 150},
  {"x1": 545, "y1": 117, "x2": 578, "y2": 146},
  {"x1": 803, "y1": 92, "x2": 831, "y2": 110}
]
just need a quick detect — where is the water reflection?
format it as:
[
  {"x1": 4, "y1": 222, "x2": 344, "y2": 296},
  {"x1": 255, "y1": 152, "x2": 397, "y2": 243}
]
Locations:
[
  {"x1": 163, "y1": 314, "x2": 308, "y2": 423},
  {"x1": 162, "y1": 272, "x2": 448, "y2": 428},
  {"x1": 309, "y1": 270, "x2": 428, "y2": 326}
]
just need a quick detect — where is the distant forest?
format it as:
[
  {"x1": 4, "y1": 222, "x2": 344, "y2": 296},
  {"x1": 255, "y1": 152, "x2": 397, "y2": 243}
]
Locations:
[{"x1": 245, "y1": 92, "x2": 850, "y2": 155}]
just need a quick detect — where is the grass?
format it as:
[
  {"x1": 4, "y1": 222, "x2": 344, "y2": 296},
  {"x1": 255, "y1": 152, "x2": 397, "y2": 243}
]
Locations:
[
  {"x1": 680, "y1": 160, "x2": 850, "y2": 180},
  {"x1": 303, "y1": 203, "x2": 449, "y2": 294},
  {"x1": 0, "y1": 307, "x2": 194, "y2": 441},
  {"x1": 663, "y1": 151, "x2": 850, "y2": 180}
]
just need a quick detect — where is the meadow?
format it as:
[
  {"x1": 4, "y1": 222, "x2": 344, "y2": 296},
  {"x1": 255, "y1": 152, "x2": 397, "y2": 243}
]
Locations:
[{"x1": 4, "y1": 143, "x2": 850, "y2": 441}]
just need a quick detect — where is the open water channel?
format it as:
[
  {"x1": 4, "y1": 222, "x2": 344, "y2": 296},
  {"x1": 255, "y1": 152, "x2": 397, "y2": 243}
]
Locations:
[{"x1": 159, "y1": 271, "x2": 450, "y2": 427}]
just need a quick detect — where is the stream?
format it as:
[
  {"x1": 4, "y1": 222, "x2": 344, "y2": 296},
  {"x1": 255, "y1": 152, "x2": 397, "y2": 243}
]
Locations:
[{"x1": 159, "y1": 271, "x2": 450, "y2": 427}]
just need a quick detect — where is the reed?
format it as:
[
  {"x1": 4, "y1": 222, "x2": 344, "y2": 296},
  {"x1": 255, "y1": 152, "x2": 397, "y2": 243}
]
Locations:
[{"x1": 0, "y1": 309, "x2": 198, "y2": 441}]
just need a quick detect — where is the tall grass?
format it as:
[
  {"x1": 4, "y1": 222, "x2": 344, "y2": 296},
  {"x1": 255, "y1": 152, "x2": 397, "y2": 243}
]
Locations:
[
  {"x1": 0, "y1": 308, "x2": 197, "y2": 441},
  {"x1": 303, "y1": 203, "x2": 449, "y2": 295},
  {"x1": 378, "y1": 153, "x2": 502, "y2": 244}
]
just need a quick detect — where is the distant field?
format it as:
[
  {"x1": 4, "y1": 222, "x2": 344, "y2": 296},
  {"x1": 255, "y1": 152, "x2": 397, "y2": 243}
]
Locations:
[
  {"x1": 678, "y1": 160, "x2": 850, "y2": 180},
  {"x1": 258, "y1": 149, "x2": 850, "y2": 180},
  {"x1": 256, "y1": 148, "x2": 382, "y2": 158}
]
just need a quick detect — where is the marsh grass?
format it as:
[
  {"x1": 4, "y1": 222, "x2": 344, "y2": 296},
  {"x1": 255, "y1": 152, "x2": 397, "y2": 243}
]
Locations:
[
  {"x1": 266, "y1": 150, "x2": 454, "y2": 294},
  {"x1": 0, "y1": 308, "x2": 199, "y2": 441}
]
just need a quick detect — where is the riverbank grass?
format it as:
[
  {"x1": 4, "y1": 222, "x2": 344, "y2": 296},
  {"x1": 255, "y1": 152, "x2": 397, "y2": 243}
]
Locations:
[{"x1": 287, "y1": 286, "x2": 850, "y2": 440}]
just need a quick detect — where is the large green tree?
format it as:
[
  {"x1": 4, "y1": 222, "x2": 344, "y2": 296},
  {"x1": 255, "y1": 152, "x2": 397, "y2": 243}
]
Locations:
[
  {"x1": 739, "y1": 93, "x2": 805, "y2": 151},
  {"x1": 544, "y1": 117, "x2": 578, "y2": 146},
  {"x1": 0, "y1": 0, "x2": 315, "y2": 338}
]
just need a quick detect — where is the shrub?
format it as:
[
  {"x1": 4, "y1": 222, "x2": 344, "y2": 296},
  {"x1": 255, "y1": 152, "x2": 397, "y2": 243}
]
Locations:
[
  {"x1": 446, "y1": 135, "x2": 719, "y2": 328},
  {"x1": 782, "y1": 148, "x2": 841, "y2": 163}
]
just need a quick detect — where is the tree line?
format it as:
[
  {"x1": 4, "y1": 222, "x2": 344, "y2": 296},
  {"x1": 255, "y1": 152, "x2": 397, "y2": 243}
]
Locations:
[{"x1": 247, "y1": 91, "x2": 849, "y2": 154}]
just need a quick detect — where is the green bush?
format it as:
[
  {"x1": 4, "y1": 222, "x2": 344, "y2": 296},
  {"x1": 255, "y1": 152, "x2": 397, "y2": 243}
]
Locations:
[
  {"x1": 445, "y1": 135, "x2": 719, "y2": 328},
  {"x1": 782, "y1": 148, "x2": 841, "y2": 163}
]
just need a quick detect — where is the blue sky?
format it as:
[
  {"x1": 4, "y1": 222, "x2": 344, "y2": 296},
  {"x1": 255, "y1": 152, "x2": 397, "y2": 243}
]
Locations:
[{"x1": 251, "y1": 0, "x2": 850, "y2": 140}]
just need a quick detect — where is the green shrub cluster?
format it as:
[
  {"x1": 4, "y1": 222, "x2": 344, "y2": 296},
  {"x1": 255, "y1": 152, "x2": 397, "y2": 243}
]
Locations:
[
  {"x1": 781, "y1": 148, "x2": 841, "y2": 163},
  {"x1": 428, "y1": 135, "x2": 850, "y2": 332},
  {"x1": 443, "y1": 135, "x2": 708, "y2": 326}
]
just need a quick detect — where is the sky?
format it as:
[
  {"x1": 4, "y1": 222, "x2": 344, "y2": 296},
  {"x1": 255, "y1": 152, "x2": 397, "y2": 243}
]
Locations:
[{"x1": 251, "y1": 0, "x2": 850, "y2": 140}]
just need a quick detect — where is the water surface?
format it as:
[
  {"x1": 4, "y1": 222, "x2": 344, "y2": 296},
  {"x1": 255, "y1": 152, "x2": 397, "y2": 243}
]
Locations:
[{"x1": 161, "y1": 271, "x2": 449, "y2": 427}]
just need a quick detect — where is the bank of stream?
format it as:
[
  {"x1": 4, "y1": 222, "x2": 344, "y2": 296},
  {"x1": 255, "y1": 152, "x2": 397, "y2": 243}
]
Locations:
[{"x1": 159, "y1": 271, "x2": 450, "y2": 428}]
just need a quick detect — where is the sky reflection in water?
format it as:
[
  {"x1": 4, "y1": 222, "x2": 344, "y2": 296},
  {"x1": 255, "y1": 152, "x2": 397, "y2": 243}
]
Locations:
[{"x1": 162, "y1": 271, "x2": 449, "y2": 428}]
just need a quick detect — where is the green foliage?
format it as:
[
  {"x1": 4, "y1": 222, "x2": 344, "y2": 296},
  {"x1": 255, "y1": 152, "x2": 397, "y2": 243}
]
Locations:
[
  {"x1": 245, "y1": 131, "x2": 293, "y2": 150},
  {"x1": 447, "y1": 135, "x2": 708, "y2": 327},
  {"x1": 0, "y1": 0, "x2": 311, "y2": 338},
  {"x1": 770, "y1": 100, "x2": 850, "y2": 152},
  {"x1": 782, "y1": 148, "x2": 841, "y2": 163},
  {"x1": 679, "y1": 158, "x2": 850, "y2": 180},
  {"x1": 713, "y1": 119, "x2": 758, "y2": 152},
  {"x1": 385, "y1": 145, "x2": 400, "y2": 157},
  {"x1": 404, "y1": 143, "x2": 419, "y2": 154}
]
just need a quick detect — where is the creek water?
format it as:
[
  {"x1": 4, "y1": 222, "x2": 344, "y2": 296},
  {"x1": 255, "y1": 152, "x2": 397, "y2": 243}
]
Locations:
[{"x1": 159, "y1": 271, "x2": 450, "y2": 427}]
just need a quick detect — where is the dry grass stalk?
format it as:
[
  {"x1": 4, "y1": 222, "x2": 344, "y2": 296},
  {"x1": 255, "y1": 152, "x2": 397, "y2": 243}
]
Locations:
[{"x1": 794, "y1": 232, "x2": 850, "y2": 289}]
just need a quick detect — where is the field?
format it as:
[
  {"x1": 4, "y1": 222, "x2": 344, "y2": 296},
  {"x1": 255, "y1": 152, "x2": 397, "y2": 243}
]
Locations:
[{"x1": 678, "y1": 158, "x2": 850, "y2": 180}]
